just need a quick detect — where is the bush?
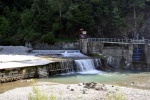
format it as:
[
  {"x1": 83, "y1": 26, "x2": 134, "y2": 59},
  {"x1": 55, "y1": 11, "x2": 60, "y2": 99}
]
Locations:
[
  {"x1": 28, "y1": 86, "x2": 57, "y2": 100},
  {"x1": 106, "y1": 91, "x2": 126, "y2": 100},
  {"x1": 29, "y1": 87, "x2": 48, "y2": 100},
  {"x1": 40, "y1": 32, "x2": 55, "y2": 44}
]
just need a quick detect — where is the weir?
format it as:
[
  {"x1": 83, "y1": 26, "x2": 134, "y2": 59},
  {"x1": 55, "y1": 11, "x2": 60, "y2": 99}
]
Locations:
[
  {"x1": 0, "y1": 57, "x2": 102, "y2": 83},
  {"x1": 32, "y1": 50, "x2": 80, "y2": 55},
  {"x1": 47, "y1": 58, "x2": 101, "y2": 75}
]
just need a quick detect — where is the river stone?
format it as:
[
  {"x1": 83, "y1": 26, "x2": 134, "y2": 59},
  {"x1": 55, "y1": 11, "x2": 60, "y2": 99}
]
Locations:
[
  {"x1": 70, "y1": 89, "x2": 74, "y2": 91},
  {"x1": 95, "y1": 86, "x2": 101, "y2": 90},
  {"x1": 82, "y1": 89, "x2": 88, "y2": 94},
  {"x1": 78, "y1": 83, "x2": 83, "y2": 86},
  {"x1": 67, "y1": 85, "x2": 70, "y2": 89}
]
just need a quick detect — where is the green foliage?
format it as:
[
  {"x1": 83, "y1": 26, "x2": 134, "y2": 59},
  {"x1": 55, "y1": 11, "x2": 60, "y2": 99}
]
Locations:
[
  {"x1": 29, "y1": 86, "x2": 59, "y2": 100},
  {"x1": 40, "y1": 32, "x2": 55, "y2": 44},
  {"x1": 21, "y1": 9, "x2": 33, "y2": 27},
  {"x1": 106, "y1": 91, "x2": 126, "y2": 100},
  {"x1": 29, "y1": 87, "x2": 49, "y2": 100},
  {"x1": 0, "y1": 16, "x2": 9, "y2": 35},
  {"x1": 49, "y1": 93, "x2": 56, "y2": 100},
  {"x1": 0, "y1": 0, "x2": 148, "y2": 45}
]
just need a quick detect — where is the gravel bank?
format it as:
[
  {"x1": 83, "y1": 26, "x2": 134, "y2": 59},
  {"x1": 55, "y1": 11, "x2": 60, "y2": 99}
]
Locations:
[{"x1": 0, "y1": 82, "x2": 150, "y2": 100}]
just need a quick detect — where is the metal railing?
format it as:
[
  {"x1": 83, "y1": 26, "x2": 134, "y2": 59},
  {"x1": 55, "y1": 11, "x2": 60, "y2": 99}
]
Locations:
[{"x1": 87, "y1": 38, "x2": 150, "y2": 45}]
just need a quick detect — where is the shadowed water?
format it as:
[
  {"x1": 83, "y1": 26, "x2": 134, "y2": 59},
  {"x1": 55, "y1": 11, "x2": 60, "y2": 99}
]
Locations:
[{"x1": 35, "y1": 70, "x2": 150, "y2": 89}]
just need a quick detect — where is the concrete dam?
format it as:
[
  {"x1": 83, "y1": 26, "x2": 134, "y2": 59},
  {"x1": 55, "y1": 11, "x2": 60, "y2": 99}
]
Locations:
[{"x1": 79, "y1": 38, "x2": 150, "y2": 70}]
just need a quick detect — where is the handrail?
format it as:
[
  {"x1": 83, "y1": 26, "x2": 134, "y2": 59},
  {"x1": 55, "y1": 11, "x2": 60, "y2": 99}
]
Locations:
[{"x1": 87, "y1": 38, "x2": 149, "y2": 44}]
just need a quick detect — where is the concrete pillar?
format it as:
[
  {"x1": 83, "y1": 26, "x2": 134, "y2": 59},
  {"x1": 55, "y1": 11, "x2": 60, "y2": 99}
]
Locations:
[
  {"x1": 128, "y1": 43, "x2": 133, "y2": 62},
  {"x1": 99, "y1": 42, "x2": 104, "y2": 53},
  {"x1": 79, "y1": 39, "x2": 88, "y2": 54},
  {"x1": 144, "y1": 44, "x2": 150, "y2": 66},
  {"x1": 87, "y1": 41, "x2": 93, "y2": 53}
]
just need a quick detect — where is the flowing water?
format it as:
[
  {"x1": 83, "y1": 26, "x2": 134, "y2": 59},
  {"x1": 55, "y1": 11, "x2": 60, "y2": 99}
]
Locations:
[
  {"x1": 36, "y1": 70, "x2": 150, "y2": 89},
  {"x1": 74, "y1": 59, "x2": 101, "y2": 74}
]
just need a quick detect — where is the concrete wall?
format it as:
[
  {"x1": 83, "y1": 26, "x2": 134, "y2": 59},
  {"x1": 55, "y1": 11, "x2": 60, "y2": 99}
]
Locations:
[
  {"x1": 102, "y1": 46, "x2": 133, "y2": 68},
  {"x1": 145, "y1": 45, "x2": 150, "y2": 67},
  {"x1": 79, "y1": 39, "x2": 135, "y2": 68},
  {"x1": 87, "y1": 41, "x2": 103, "y2": 53},
  {"x1": 80, "y1": 39, "x2": 104, "y2": 54},
  {"x1": 32, "y1": 42, "x2": 79, "y2": 50}
]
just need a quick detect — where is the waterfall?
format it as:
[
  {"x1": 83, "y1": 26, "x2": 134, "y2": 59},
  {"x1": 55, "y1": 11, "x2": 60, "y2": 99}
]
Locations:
[
  {"x1": 74, "y1": 59, "x2": 101, "y2": 74},
  {"x1": 47, "y1": 59, "x2": 102, "y2": 75}
]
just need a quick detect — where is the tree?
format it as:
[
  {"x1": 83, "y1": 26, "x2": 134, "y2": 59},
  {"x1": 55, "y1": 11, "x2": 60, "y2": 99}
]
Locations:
[
  {"x1": 127, "y1": 0, "x2": 146, "y2": 38},
  {"x1": 0, "y1": 16, "x2": 9, "y2": 36}
]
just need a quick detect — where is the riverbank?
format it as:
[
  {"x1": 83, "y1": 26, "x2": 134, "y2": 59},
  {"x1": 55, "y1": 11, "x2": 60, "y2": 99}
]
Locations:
[{"x1": 0, "y1": 82, "x2": 150, "y2": 100}]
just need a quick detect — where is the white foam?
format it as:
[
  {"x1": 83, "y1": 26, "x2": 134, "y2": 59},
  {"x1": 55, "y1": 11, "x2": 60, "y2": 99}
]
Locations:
[
  {"x1": 61, "y1": 51, "x2": 88, "y2": 57},
  {"x1": 77, "y1": 70, "x2": 102, "y2": 74}
]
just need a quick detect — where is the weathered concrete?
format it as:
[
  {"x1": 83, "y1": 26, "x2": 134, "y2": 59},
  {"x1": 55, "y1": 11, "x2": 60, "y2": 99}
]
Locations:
[
  {"x1": 80, "y1": 39, "x2": 88, "y2": 54},
  {"x1": 33, "y1": 42, "x2": 79, "y2": 50},
  {"x1": 144, "y1": 44, "x2": 150, "y2": 67},
  {"x1": 87, "y1": 41, "x2": 103, "y2": 53},
  {"x1": 79, "y1": 38, "x2": 150, "y2": 69},
  {"x1": 102, "y1": 46, "x2": 132, "y2": 68}
]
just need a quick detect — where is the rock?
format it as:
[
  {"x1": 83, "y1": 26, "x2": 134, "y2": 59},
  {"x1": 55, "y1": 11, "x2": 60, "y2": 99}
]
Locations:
[
  {"x1": 82, "y1": 89, "x2": 87, "y2": 94},
  {"x1": 70, "y1": 89, "x2": 74, "y2": 91},
  {"x1": 95, "y1": 86, "x2": 101, "y2": 90},
  {"x1": 90, "y1": 84, "x2": 96, "y2": 88},
  {"x1": 102, "y1": 84, "x2": 105, "y2": 87},
  {"x1": 91, "y1": 82, "x2": 97, "y2": 85},
  {"x1": 101, "y1": 86, "x2": 107, "y2": 91},
  {"x1": 67, "y1": 85, "x2": 70, "y2": 89},
  {"x1": 83, "y1": 82, "x2": 97, "y2": 89},
  {"x1": 78, "y1": 83, "x2": 83, "y2": 86},
  {"x1": 84, "y1": 85, "x2": 89, "y2": 88},
  {"x1": 85, "y1": 83, "x2": 91, "y2": 87},
  {"x1": 131, "y1": 82, "x2": 135, "y2": 85}
]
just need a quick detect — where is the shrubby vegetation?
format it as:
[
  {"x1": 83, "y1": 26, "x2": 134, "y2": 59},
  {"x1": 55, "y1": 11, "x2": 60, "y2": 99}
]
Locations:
[
  {"x1": 29, "y1": 87, "x2": 49, "y2": 100},
  {"x1": 106, "y1": 91, "x2": 126, "y2": 100},
  {"x1": 0, "y1": 0, "x2": 149, "y2": 45}
]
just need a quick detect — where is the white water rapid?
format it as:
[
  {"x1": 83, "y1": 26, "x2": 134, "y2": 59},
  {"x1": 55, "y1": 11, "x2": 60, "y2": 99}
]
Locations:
[{"x1": 75, "y1": 59, "x2": 101, "y2": 74}]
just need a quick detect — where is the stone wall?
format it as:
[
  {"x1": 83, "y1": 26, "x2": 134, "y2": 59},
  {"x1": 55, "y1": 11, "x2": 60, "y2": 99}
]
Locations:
[{"x1": 33, "y1": 42, "x2": 79, "y2": 50}]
